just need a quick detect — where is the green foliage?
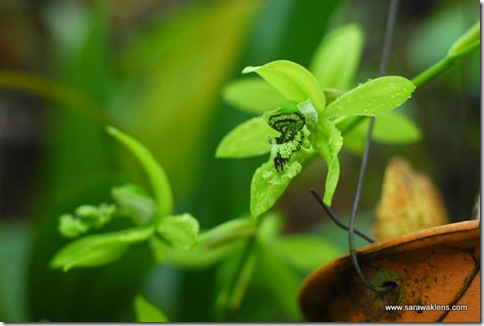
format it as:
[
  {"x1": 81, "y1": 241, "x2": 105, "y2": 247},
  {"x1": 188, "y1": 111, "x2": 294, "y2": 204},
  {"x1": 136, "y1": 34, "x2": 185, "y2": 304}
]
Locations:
[
  {"x1": 219, "y1": 28, "x2": 417, "y2": 210},
  {"x1": 313, "y1": 117, "x2": 343, "y2": 205},
  {"x1": 322, "y1": 76, "x2": 416, "y2": 119},
  {"x1": 156, "y1": 214, "x2": 199, "y2": 250},
  {"x1": 58, "y1": 204, "x2": 115, "y2": 238},
  {"x1": 250, "y1": 158, "x2": 302, "y2": 218},
  {"x1": 0, "y1": 1, "x2": 478, "y2": 323},
  {"x1": 150, "y1": 218, "x2": 255, "y2": 268},
  {"x1": 107, "y1": 126, "x2": 173, "y2": 218},
  {"x1": 111, "y1": 184, "x2": 156, "y2": 226},
  {"x1": 310, "y1": 23, "x2": 364, "y2": 89},
  {"x1": 50, "y1": 129, "x2": 194, "y2": 271},
  {"x1": 50, "y1": 226, "x2": 154, "y2": 272},
  {"x1": 275, "y1": 235, "x2": 343, "y2": 271},
  {"x1": 243, "y1": 60, "x2": 326, "y2": 113},
  {"x1": 215, "y1": 117, "x2": 279, "y2": 158},
  {"x1": 343, "y1": 112, "x2": 422, "y2": 153},
  {"x1": 134, "y1": 295, "x2": 169, "y2": 322},
  {"x1": 222, "y1": 78, "x2": 285, "y2": 114},
  {"x1": 447, "y1": 22, "x2": 480, "y2": 58}
]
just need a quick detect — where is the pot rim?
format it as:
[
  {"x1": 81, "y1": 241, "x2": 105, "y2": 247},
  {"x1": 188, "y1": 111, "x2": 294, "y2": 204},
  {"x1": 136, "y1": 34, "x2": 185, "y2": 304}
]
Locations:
[{"x1": 298, "y1": 220, "x2": 480, "y2": 320}]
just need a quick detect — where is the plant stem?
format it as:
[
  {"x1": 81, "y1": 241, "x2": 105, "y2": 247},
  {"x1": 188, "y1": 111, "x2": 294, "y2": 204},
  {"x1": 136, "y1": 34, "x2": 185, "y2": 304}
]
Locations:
[
  {"x1": 411, "y1": 41, "x2": 479, "y2": 88},
  {"x1": 310, "y1": 189, "x2": 375, "y2": 243},
  {"x1": 220, "y1": 218, "x2": 260, "y2": 321},
  {"x1": 348, "y1": 0, "x2": 399, "y2": 293}
]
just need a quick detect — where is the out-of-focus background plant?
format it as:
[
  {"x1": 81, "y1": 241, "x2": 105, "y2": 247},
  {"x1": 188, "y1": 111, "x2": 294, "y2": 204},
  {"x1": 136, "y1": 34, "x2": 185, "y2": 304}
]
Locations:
[{"x1": 0, "y1": 0, "x2": 479, "y2": 322}]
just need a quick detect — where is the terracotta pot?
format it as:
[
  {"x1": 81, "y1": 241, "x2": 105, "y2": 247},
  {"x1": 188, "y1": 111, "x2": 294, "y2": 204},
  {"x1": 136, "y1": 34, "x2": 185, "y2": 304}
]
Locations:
[{"x1": 298, "y1": 220, "x2": 480, "y2": 322}]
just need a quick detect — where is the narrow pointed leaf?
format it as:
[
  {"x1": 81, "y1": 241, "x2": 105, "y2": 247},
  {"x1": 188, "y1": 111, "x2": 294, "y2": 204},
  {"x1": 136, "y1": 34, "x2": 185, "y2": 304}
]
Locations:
[
  {"x1": 275, "y1": 235, "x2": 343, "y2": 271},
  {"x1": 447, "y1": 21, "x2": 480, "y2": 58},
  {"x1": 342, "y1": 111, "x2": 422, "y2": 154},
  {"x1": 323, "y1": 76, "x2": 415, "y2": 119},
  {"x1": 310, "y1": 24, "x2": 364, "y2": 89},
  {"x1": 222, "y1": 78, "x2": 285, "y2": 113},
  {"x1": 107, "y1": 126, "x2": 173, "y2": 216},
  {"x1": 50, "y1": 226, "x2": 154, "y2": 271},
  {"x1": 216, "y1": 117, "x2": 279, "y2": 158}
]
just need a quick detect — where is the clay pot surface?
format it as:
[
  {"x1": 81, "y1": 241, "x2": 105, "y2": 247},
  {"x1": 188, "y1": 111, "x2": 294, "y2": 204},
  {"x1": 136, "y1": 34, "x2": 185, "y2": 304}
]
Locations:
[{"x1": 299, "y1": 220, "x2": 480, "y2": 322}]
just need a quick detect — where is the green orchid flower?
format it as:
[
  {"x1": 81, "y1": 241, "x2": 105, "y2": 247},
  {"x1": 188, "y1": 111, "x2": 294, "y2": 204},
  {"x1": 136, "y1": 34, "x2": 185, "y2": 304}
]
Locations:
[{"x1": 216, "y1": 24, "x2": 417, "y2": 219}]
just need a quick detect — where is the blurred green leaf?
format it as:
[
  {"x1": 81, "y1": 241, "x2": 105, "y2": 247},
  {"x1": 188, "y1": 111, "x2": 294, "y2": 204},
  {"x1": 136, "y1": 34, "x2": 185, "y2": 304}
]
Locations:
[
  {"x1": 254, "y1": 243, "x2": 301, "y2": 319},
  {"x1": 343, "y1": 111, "x2": 422, "y2": 153},
  {"x1": 0, "y1": 222, "x2": 30, "y2": 322},
  {"x1": 447, "y1": 21, "x2": 480, "y2": 58},
  {"x1": 111, "y1": 184, "x2": 156, "y2": 226},
  {"x1": 222, "y1": 78, "x2": 285, "y2": 114},
  {"x1": 274, "y1": 235, "x2": 343, "y2": 271},
  {"x1": 314, "y1": 118, "x2": 343, "y2": 206},
  {"x1": 107, "y1": 126, "x2": 173, "y2": 217},
  {"x1": 50, "y1": 226, "x2": 154, "y2": 271},
  {"x1": 407, "y1": 4, "x2": 478, "y2": 70},
  {"x1": 134, "y1": 295, "x2": 169, "y2": 322},
  {"x1": 150, "y1": 236, "x2": 242, "y2": 269},
  {"x1": 243, "y1": 60, "x2": 326, "y2": 113},
  {"x1": 121, "y1": 0, "x2": 262, "y2": 194},
  {"x1": 156, "y1": 214, "x2": 199, "y2": 250},
  {"x1": 310, "y1": 24, "x2": 364, "y2": 89},
  {"x1": 198, "y1": 218, "x2": 256, "y2": 249},
  {"x1": 150, "y1": 218, "x2": 254, "y2": 268},
  {"x1": 216, "y1": 117, "x2": 278, "y2": 158},
  {"x1": 0, "y1": 71, "x2": 109, "y2": 124},
  {"x1": 323, "y1": 76, "x2": 416, "y2": 119},
  {"x1": 214, "y1": 247, "x2": 257, "y2": 321}
]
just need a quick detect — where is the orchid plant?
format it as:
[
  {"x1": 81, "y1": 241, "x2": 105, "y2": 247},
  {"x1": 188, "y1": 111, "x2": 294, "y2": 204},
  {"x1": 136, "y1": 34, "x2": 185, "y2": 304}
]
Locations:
[
  {"x1": 217, "y1": 24, "x2": 418, "y2": 218},
  {"x1": 47, "y1": 20, "x2": 479, "y2": 322}
]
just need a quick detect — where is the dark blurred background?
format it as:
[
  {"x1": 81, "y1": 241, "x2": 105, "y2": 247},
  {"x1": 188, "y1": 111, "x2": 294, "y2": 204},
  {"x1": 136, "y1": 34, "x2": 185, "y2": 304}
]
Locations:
[{"x1": 0, "y1": 0, "x2": 479, "y2": 322}]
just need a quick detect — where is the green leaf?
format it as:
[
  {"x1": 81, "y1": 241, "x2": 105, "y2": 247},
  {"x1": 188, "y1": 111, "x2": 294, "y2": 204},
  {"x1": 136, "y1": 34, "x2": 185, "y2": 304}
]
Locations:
[
  {"x1": 215, "y1": 117, "x2": 279, "y2": 158},
  {"x1": 156, "y1": 214, "x2": 199, "y2": 250},
  {"x1": 215, "y1": 247, "x2": 256, "y2": 319},
  {"x1": 150, "y1": 218, "x2": 254, "y2": 268},
  {"x1": 50, "y1": 226, "x2": 154, "y2": 271},
  {"x1": 0, "y1": 71, "x2": 109, "y2": 124},
  {"x1": 106, "y1": 126, "x2": 173, "y2": 217},
  {"x1": 150, "y1": 236, "x2": 241, "y2": 269},
  {"x1": 322, "y1": 76, "x2": 416, "y2": 119},
  {"x1": 447, "y1": 21, "x2": 480, "y2": 58},
  {"x1": 222, "y1": 78, "x2": 285, "y2": 114},
  {"x1": 134, "y1": 295, "x2": 169, "y2": 322},
  {"x1": 343, "y1": 111, "x2": 421, "y2": 153},
  {"x1": 275, "y1": 235, "x2": 343, "y2": 271},
  {"x1": 243, "y1": 60, "x2": 326, "y2": 114},
  {"x1": 314, "y1": 118, "x2": 343, "y2": 206},
  {"x1": 198, "y1": 218, "x2": 256, "y2": 249},
  {"x1": 121, "y1": 0, "x2": 261, "y2": 195},
  {"x1": 111, "y1": 184, "x2": 156, "y2": 225},
  {"x1": 310, "y1": 24, "x2": 364, "y2": 89},
  {"x1": 255, "y1": 243, "x2": 301, "y2": 318},
  {"x1": 250, "y1": 160, "x2": 302, "y2": 218},
  {"x1": 256, "y1": 213, "x2": 285, "y2": 243}
]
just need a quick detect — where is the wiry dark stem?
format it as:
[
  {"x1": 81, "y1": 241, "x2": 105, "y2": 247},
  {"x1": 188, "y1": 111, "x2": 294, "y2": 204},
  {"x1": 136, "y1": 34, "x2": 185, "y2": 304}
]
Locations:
[
  {"x1": 348, "y1": 0, "x2": 400, "y2": 293},
  {"x1": 310, "y1": 189, "x2": 375, "y2": 243}
]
